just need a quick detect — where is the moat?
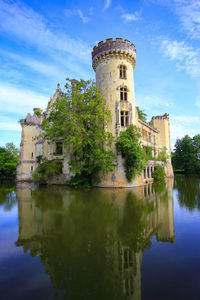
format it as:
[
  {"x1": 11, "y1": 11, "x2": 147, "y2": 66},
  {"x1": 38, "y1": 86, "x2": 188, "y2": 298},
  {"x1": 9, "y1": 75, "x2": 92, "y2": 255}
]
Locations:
[{"x1": 0, "y1": 175, "x2": 200, "y2": 300}]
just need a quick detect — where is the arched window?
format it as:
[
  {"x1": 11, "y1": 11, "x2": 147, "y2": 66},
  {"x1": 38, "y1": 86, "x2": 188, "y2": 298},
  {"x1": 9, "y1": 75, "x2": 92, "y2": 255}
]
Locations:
[
  {"x1": 120, "y1": 87, "x2": 127, "y2": 101},
  {"x1": 120, "y1": 65, "x2": 127, "y2": 79}
]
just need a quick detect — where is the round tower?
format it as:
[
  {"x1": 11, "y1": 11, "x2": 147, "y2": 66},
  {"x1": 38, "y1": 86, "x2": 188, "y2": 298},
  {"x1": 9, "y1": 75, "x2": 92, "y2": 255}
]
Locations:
[{"x1": 92, "y1": 38, "x2": 137, "y2": 137}]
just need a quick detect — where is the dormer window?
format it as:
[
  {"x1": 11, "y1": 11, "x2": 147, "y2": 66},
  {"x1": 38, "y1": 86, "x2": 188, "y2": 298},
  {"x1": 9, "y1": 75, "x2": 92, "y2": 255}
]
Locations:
[
  {"x1": 120, "y1": 87, "x2": 127, "y2": 101},
  {"x1": 120, "y1": 65, "x2": 127, "y2": 79}
]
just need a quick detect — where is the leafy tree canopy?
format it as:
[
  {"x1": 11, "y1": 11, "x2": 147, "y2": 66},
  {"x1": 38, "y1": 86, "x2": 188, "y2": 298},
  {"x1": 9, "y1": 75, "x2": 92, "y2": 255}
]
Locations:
[
  {"x1": 116, "y1": 125, "x2": 146, "y2": 182},
  {"x1": 136, "y1": 106, "x2": 147, "y2": 123},
  {"x1": 0, "y1": 143, "x2": 19, "y2": 180},
  {"x1": 42, "y1": 79, "x2": 116, "y2": 187},
  {"x1": 172, "y1": 135, "x2": 200, "y2": 173}
]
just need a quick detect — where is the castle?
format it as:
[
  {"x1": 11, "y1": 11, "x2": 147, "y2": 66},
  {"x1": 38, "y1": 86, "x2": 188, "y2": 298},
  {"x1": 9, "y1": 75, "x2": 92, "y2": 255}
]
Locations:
[{"x1": 17, "y1": 38, "x2": 173, "y2": 187}]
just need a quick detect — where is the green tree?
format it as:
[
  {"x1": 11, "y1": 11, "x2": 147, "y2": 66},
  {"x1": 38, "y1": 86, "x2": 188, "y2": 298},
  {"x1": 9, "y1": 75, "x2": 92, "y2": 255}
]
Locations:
[
  {"x1": 152, "y1": 165, "x2": 166, "y2": 181},
  {"x1": 0, "y1": 143, "x2": 19, "y2": 180},
  {"x1": 172, "y1": 135, "x2": 200, "y2": 173},
  {"x1": 42, "y1": 79, "x2": 116, "y2": 187},
  {"x1": 116, "y1": 125, "x2": 146, "y2": 182},
  {"x1": 136, "y1": 106, "x2": 147, "y2": 122}
]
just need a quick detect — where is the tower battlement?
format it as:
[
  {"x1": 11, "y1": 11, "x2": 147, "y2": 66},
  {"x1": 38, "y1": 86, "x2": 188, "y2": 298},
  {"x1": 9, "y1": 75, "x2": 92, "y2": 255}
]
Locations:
[{"x1": 92, "y1": 38, "x2": 136, "y2": 71}]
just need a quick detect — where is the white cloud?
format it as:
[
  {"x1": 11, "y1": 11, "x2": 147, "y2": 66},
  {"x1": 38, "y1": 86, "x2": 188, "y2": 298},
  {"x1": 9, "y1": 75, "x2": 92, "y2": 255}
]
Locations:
[
  {"x1": 122, "y1": 10, "x2": 142, "y2": 22},
  {"x1": 104, "y1": 0, "x2": 111, "y2": 10},
  {"x1": 77, "y1": 9, "x2": 90, "y2": 23},
  {"x1": 160, "y1": 39, "x2": 200, "y2": 77},
  {"x1": 170, "y1": 114, "x2": 200, "y2": 148},
  {"x1": 0, "y1": 82, "x2": 49, "y2": 115},
  {"x1": 148, "y1": 0, "x2": 200, "y2": 40},
  {"x1": 173, "y1": 0, "x2": 200, "y2": 40},
  {"x1": 195, "y1": 96, "x2": 200, "y2": 108},
  {"x1": 0, "y1": 50, "x2": 67, "y2": 79},
  {"x1": 0, "y1": 0, "x2": 90, "y2": 61},
  {"x1": 136, "y1": 94, "x2": 173, "y2": 110}
]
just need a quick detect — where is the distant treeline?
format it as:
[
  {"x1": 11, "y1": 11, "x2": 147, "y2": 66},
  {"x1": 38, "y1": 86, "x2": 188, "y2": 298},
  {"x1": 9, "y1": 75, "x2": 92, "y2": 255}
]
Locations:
[
  {"x1": 172, "y1": 135, "x2": 200, "y2": 174},
  {"x1": 0, "y1": 143, "x2": 19, "y2": 181}
]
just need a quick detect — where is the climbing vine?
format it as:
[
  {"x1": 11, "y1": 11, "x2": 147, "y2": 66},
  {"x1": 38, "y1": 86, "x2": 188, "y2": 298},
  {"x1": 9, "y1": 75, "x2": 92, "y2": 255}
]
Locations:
[{"x1": 116, "y1": 125, "x2": 146, "y2": 182}]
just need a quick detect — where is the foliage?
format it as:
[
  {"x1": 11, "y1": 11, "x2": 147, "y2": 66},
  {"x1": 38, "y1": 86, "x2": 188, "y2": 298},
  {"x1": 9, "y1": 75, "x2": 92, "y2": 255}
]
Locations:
[
  {"x1": 32, "y1": 159, "x2": 62, "y2": 184},
  {"x1": 136, "y1": 106, "x2": 147, "y2": 122},
  {"x1": 157, "y1": 146, "x2": 169, "y2": 164},
  {"x1": 34, "y1": 110, "x2": 42, "y2": 117},
  {"x1": 152, "y1": 165, "x2": 166, "y2": 181},
  {"x1": 42, "y1": 79, "x2": 116, "y2": 187},
  {"x1": 172, "y1": 135, "x2": 200, "y2": 173},
  {"x1": 0, "y1": 143, "x2": 19, "y2": 180},
  {"x1": 116, "y1": 125, "x2": 146, "y2": 182},
  {"x1": 145, "y1": 146, "x2": 153, "y2": 161}
]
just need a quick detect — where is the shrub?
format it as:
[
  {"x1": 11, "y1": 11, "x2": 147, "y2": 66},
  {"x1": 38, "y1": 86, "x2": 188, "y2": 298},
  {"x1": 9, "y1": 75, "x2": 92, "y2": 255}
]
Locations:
[
  {"x1": 151, "y1": 165, "x2": 166, "y2": 181},
  {"x1": 157, "y1": 147, "x2": 169, "y2": 164},
  {"x1": 32, "y1": 159, "x2": 62, "y2": 184},
  {"x1": 116, "y1": 125, "x2": 146, "y2": 182}
]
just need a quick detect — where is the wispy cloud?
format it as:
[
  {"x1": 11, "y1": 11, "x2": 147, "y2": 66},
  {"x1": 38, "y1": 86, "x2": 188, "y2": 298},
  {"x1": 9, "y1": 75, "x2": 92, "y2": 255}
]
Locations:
[
  {"x1": 0, "y1": 82, "x2": 49, "y2": 114},
  {"x1": 122, "y1": 10, "x2": 142, "y2": 22},
  {"x1": 148, "y1": 0, "x2": 200, "y2": 40},
  {"x1": 77, "y1": 9, "x2": 90, "y2": 23},
  {"x1": 0, "y1": 50, "x2": 67, "y2": 79},
  {"x1": 0, "y1": 0, "x2": 90, "y2": 60},
  {"x1": 173, "y1": 0, "x2": 200, "y2": 40},
  {"x1": 104, "y1": 0, "x2": 111, "y2": 10},
  {"x1": 195, "y1": 96, "x2": 200, "y2": 108},
  {"x1": 160, "y1": 39, "x2": 200, "y2": 77},
  {"x1": 170, "y1": 114, "x2": 200, "y2": 148}
]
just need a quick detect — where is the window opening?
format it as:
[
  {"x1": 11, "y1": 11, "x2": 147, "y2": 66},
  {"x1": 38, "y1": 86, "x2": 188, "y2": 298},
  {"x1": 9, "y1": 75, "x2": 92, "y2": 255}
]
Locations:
[
  {"x1": 120, "y1": 87, "x2": 127, "y2": 101},
  {"x1": 120, "y1": 65, "x2": 127, "y2": 79},
  {"x1": 56, "y1": 142, "x2": 63, "y2": 155},
  {"x1": 121, "y1": 111, "x2": 129, "y2": 127}
]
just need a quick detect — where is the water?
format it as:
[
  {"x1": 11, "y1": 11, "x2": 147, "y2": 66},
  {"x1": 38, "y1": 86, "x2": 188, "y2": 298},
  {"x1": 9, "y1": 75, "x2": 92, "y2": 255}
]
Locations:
[{"x1": 0, "y1": 175, "x2": 200, "y2": 300}]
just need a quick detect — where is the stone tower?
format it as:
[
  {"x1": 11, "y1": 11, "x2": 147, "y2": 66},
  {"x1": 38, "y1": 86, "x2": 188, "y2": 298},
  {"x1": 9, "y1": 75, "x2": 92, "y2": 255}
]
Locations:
[{"x1": 92, "y1": 38, "x2": 137, "y2": 137}]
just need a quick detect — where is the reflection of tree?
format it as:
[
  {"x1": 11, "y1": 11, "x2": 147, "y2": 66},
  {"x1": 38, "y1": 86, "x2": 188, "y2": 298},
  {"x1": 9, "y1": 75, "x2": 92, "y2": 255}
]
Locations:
[
  {"x1": 118, "y1": 192, "x2": 154, "y2": 252},
  {"x1": 31, "y1": 191, "x2": 124, "y2": 299},
  {"x1": 0, "y1": 182, "x2": 16, "y2": 211},
  {"x1": 174, "y1": 175, "x2": 200, "y2": 211}
]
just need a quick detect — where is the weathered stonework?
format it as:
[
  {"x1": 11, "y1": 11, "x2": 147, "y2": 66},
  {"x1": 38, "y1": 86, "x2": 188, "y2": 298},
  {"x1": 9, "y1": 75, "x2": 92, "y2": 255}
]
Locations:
[{"x1": 17, "y1": 38, "x2": 173, "y2": 186}]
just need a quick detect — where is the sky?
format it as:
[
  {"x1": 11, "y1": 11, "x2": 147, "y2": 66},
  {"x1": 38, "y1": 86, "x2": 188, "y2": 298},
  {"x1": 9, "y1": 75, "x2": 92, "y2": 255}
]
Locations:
[{"x1": 0, "y1": 0, "x2": 200, "y2": 149}]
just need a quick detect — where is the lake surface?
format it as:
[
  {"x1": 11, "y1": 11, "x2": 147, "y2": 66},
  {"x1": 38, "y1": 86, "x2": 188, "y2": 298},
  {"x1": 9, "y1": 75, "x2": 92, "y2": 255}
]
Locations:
[{"x1": 0, "y1": 175, "x2": 200, "y2": 300}]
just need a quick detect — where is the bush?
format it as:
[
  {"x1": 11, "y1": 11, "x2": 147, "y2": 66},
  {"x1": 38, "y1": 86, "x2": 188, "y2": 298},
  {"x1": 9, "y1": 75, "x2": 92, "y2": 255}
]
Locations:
[
  {"x1": 116, "y1": 125, "x2": 146, "y2": 182},
  {"x1": 32, "y1": 159, "x2": 62, "y2": 184},
  {"x1": 151, "y1": 165, "x2": 166, "y2": 181},
  {"x1": 157, "y1": 147, "x2": 169, "y2": 164}
]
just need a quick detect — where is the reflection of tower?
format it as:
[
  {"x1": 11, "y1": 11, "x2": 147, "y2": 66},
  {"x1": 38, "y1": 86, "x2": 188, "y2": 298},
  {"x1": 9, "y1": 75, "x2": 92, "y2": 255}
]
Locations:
[
  {"x1": 156, "y1": 179, "x2": 175, "y2": 243},
  {"x1": 118, "y1": 243, "x2": 141, "y2": 300}
]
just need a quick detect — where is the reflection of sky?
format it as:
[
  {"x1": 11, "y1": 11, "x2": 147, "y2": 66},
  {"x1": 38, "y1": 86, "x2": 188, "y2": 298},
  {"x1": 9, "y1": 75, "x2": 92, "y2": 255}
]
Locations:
[{"x1": 0, "y1": 199, "x2": 54, "y2": 300}]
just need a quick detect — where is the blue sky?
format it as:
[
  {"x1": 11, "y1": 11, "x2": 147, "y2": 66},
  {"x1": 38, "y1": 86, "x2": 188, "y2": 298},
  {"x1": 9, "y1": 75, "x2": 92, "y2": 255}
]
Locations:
[{"x1": 0, "y1": 0, "x2": 200, "y2": 149}]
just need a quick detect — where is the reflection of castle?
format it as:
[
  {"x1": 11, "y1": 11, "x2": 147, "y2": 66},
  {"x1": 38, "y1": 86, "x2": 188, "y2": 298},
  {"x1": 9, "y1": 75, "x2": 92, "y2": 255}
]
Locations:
[{"x1": 16, "y1": 181, "x2": 174, "y2": 299}]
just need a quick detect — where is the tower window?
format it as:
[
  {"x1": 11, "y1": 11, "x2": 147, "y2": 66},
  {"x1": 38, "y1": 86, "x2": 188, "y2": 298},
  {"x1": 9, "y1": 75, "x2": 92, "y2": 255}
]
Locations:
[
  {"x1": 31, "y1": 166, "x2": 33, "y2": 172},
  {"x1": 56, "y1": 142, "x2": 63, "y2": 155},
  {"x1": 121, "y1": 111, "x2": 129, "y2": 127},
  {"x1": 120, "y1": 65, "x2": 127, "y2": 79},
  {"x1": 120, "y1": 87, "x2": 127, "y2": 101}
]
